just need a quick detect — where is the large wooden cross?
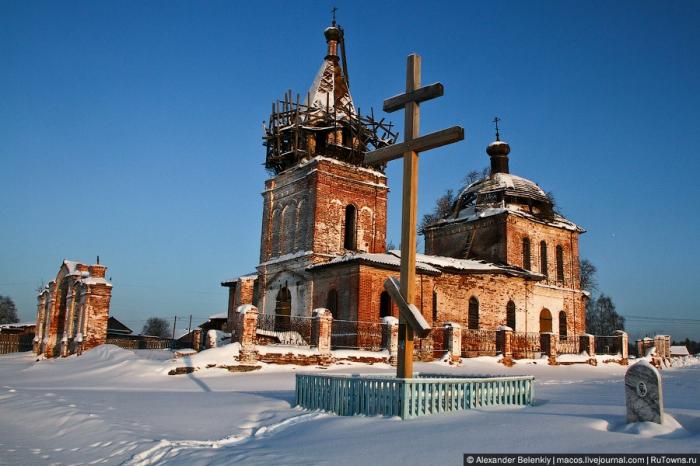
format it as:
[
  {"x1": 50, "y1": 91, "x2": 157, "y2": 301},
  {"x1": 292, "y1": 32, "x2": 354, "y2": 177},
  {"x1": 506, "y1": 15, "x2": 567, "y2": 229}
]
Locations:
[{"x1": 364, "y1": 54, "x2": 464, "y2": 378}]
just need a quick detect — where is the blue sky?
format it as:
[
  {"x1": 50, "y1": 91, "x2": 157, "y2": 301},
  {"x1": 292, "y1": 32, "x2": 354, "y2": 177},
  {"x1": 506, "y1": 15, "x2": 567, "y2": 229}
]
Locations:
[{"x1": 1, "y1": 1, "x2": 699, "y2": 339}]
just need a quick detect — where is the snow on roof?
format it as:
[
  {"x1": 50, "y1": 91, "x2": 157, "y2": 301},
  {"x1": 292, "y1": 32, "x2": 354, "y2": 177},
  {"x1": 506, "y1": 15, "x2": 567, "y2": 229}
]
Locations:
[
  {"x1": 208, "y1": 312, "x2": 228, "y2": 320},
  {"x1": 430, "y1": 204, "x2": 583, "y2": 233},
  {"x1": 389, "y1": 251, "x2": 539, "y2": 278},
  {"x1": 671, "y1": 346, "x2": 690, "y2": 356},
  {"x1": 0, "y1": 322, "x2": 35, "y2": 329},
  {"x1": 63, "y1": 259, "x2": 80, "y2": 274},
  {"x1": 307, "y1": 252, "x2": 440, "y2": 274}
]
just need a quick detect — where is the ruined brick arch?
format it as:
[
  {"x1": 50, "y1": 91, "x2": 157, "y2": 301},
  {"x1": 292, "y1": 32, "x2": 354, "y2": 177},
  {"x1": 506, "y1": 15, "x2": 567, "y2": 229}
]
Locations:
[
  {"x1": 559, "y1": 310, "x2": 568, "y2": 336},
  {"x1": 468, "y1": 296, "x2": 479, "y2": 330},
  {"x1": 539, "y1": 308, "x2": 552, "y2": 333}
]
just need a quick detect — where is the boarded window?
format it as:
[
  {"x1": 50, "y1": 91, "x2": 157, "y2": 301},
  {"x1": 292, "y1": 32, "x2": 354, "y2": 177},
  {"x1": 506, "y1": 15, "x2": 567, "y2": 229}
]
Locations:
[
  {"x1": 559, "y1": 311, "x2": 568, "y2": 336},
  {"x1": 343, "y1": 205, "x2": 357, "y2": 250},
  {"x1": 468, "y1": 297, "x2": 479, "y2": 330},
  {"x1": 522, "y1": 238, "x2": 531, "y2": 270},
  {"x1": 540, "y1": 241, "x2": 548, "y2": 277},
  {"x1": 539, "y1": 308, "x2": 552, "y2": 333},
  {"x1": 556, "y1": 245, "x2": 564, "y2": 283},
  {"x1": 326, "y1": 289, "x2": 338, "y2": 318},
  {"x1": 380, "y1": 291, "x2": 391, "y2": 318},
  {"x1": 506, "y1": 300, "x2": 516, "y2": 330}
]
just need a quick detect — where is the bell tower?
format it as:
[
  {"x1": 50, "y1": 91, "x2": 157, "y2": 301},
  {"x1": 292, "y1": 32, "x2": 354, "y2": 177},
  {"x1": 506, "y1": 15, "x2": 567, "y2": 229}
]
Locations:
[{"x1": 255, "y1": 20, "x2": 396, "y2": 317}]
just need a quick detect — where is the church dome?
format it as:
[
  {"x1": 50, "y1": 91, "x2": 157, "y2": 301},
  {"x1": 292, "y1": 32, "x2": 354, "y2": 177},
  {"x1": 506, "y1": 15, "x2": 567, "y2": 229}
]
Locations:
[{"x1": 486, "y1": 140, "x2": 510, "y2": 157}]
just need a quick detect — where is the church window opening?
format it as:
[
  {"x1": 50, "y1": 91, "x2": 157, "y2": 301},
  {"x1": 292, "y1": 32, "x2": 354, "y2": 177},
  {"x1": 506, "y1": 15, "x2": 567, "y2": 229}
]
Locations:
[
  {"x1": 432, "y1": 290, "x2": 438, "y2": 323},
  {"x1": 522, "y1": 238, "x2": 531, "y2": 270},
  {"x1": 326, "y1": 289, "x2": 338, "y2": 318},
  {"x1": 468, "y1": 297, "x2": 479, "y2": 330},
  {"x1": 556, "y1": 245, "x2": 564, "y2": 283},
  {"x1": 380, "y1": 291, "x2": 391, "y2": 318},
  {"x1": 506, "y1": 300, "x2": 516, "y2": 330},
  {"x1": 540, "y1": 241, "x2": 548, "y2": 277},
  {"x1": 539, "y1": 308, "x2": 552, "y2": 333},
  {"x1": 559, "y1": 311, "x2": 568, "y2": 336},
  {"x1": 343, "y1": 204, "x2": 357, "y2": 250},
  {"x1": 274, "y1": 286, "x2": 292, "y2": 332}
]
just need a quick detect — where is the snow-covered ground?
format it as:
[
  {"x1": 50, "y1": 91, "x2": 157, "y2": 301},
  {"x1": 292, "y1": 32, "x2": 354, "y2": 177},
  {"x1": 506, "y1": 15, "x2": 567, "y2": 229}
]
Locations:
[{"x1": 1, "y1": 345, "x2": 699, "y2": 465}]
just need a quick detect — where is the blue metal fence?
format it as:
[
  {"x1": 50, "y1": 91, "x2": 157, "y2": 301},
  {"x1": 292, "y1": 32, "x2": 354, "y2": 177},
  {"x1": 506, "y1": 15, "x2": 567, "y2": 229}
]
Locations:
[{"x1": 295, "y1": 373, "x2": 535, "y2": 419}]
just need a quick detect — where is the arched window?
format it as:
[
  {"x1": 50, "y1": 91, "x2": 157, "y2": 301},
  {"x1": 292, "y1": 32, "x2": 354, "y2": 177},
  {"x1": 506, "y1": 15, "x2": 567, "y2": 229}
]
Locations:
[
  {"x1": 506, "y1": 300, "x2": 516, "y2": 330},
  {"x1": 380, "y1": 291, "x2": 391, "y2": 318},
  {"x1": 539, "y1": 308, "x2": 552, "y2": 333},
  {"x1": 559, "y1": 311, "x2": 568, "y2": 336},
  {"x1": 343, "y1": 204, "x2": 357, "y2": 250},
  {"x1": 522, "y1": 237, "x2": 531, "y2": 270},
  {"x1": 432, "y1": 290, "x2": 438, "y2": 323},
  {"x1": 326, "y1": 289, "x2": 338, "y2": 318},
  {"x1": 468, "y1": 297, "x2": 479, "y2": 330},
  {"x1": 556, "y1": 245, "x2": 564, "y2": 283},
  {"x1": 540, "y1": 241, "x2": 548, "y2": 277}
]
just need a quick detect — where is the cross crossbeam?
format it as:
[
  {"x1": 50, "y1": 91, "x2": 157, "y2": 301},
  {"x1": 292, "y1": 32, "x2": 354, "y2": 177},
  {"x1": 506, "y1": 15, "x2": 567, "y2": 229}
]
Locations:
[{"x1": 363, "y1": 53, "x2": 464, "y2": 379}]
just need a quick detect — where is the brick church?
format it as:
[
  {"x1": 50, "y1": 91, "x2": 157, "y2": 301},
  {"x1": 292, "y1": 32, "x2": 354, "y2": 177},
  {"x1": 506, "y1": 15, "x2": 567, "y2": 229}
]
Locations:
[{"x1": 222, "y1": 20, "x2": 587, "y2": 340}]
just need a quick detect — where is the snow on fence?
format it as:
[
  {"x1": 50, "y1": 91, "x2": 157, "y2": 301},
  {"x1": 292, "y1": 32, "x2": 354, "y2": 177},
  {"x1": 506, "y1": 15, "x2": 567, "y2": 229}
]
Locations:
[
  {"x1": 0, "y1": 333, "x2": 34, "y2": 355},
  {"x1": 461, "y1": 329, "x2": 497, "y2": 356},
  {"x1": 557, "y1": 335, "x2": 581, "y2": 355},
  {"x1": 105, "y1": 336, "x2": 177, "y2": 350},
  {"x1": 256, "y1": 313, "x2": 312, "y2": 346},
  {"x1": 331, "y1": 319, "x2": 384, "y2": 350},
  {"x1": 511, "y1": 332, "x2": 541, "y2": 359},
  {"x1": 296, "y1": 373, "x2": 535, "y2": 419},
  {"x1": 595, "y1": 335, "x2": 621, "y2": 355}
]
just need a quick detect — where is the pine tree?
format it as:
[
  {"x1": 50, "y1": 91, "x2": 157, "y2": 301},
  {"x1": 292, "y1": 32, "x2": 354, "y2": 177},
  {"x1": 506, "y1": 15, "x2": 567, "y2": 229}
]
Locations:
[{"x1": 0, "y1": 295, "x2": 19, "y2": 324}]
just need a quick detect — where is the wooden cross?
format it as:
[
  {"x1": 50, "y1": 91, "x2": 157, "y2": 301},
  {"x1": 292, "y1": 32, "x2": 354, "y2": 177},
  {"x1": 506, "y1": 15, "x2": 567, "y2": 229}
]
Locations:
[{"x1": 364, "y1": 54, "x2": 464, "y2": 378}]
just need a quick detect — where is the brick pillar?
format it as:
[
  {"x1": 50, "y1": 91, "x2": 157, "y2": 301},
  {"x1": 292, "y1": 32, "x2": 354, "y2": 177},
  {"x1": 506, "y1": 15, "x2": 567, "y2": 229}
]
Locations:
[
  {"x1": 311, "y1": 308, "x2": 332, "y2": 356},
  {"x1": 445, "y1": 323, "x2": 462, "y2": 363},
  {"x1": 615, "y1": 330, "x2": 629, "y2": 364},
  {"x1": 579, "y1": 333, "x2": 596, "y2": 365},
  {"x1": 60, "y1": 335, "x2": 69, "y2": 357},
  {"x1": 193, "y1": 328, "x2": 202, "y2": 352},
  {"x1": 382, "y1": 316, "x2": 399, "y2": 366},
  {"x1": 540, "y1": 332, "x2": 558, "y2": 365},
  {"x1": 496, "y1": 326, "x2": 513, "y2": 366},
  {"x1": 664, "y1": 335, "x2": 671, "y2": 359},
  {"x1": 238, "y1": 305, "x2": 258, "y2": 364}
]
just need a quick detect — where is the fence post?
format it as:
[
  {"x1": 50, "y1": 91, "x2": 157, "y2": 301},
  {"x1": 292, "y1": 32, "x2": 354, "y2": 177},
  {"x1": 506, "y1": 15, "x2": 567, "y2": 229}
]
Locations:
[
  {"x1": 579, "y1": 333, "x2": 596, "y2": 365},
  {"x1": 237, "y1": 304, "x2": 259, "y2": 363},
  {"x1": 445, "y1": 322, "x2": 462, "y2": 363},
  {"x1": 382, "y1": 316, "x2": 399, "y2": 366},
  {"x1": 615, "y1": 330, "x2": 629, "y2": 364},
  {"x1": 311, "y1": 308, "x2": 333, "y2": 358},
  {"x1": 540, "y1": 332, "x2": 558, "y2": 364},
  {"x1": 496, "y1": 326, "x2": 513, "y2": 366},
  {"x1": 193, "y1": 328, "x2": 202, "y2": 352}
]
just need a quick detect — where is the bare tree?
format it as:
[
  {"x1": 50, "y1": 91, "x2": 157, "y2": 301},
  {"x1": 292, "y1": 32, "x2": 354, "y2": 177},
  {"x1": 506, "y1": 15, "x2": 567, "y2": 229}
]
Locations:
[
  {"x1": 586, "y1": 294, "x2": 625, "y2": 335},
  {"x1": 0, "y1": 295, "x2": 19, "y2": 324},
  {"x1": 579, "y1": 259, "x2": 598, "y2": 294},
  {"x1": 418, "y1": 189, "x2": 456, "y2": 234},
  {"x1": 142, "y1": 317, "x2": 170, "y2": 338}
]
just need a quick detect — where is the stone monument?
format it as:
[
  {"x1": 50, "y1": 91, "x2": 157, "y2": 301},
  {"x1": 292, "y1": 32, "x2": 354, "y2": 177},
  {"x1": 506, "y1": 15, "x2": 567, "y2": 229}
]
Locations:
[{"x1": 625, "y1": 359, "x2": 664, "y2": 424}]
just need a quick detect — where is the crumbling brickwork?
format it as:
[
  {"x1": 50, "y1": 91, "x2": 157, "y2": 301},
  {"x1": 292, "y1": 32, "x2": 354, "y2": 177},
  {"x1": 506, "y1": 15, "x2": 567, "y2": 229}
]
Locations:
[{"x1": 34, "y1": 260, "x2": 112, "y2": 358}]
